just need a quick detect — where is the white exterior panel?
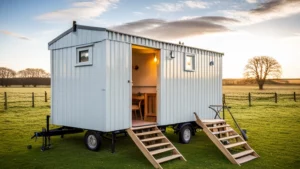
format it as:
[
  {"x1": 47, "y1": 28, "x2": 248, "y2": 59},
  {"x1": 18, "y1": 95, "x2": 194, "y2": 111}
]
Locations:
[
  {"x1": 107, "y1": 30, "x2": 223, "y2": 126},
  {"x1": 157, "y1": 50, "x2": 223, "y2": 125},
  {"x1": 51, "y1": 41, "x2": 107, "y2": 131},
  {"x1": 49, "y1": 26, "x2": 223, "y2": 131},
  {"x1": 105, "y1": 40, "x2": 131, "y2": 131}
]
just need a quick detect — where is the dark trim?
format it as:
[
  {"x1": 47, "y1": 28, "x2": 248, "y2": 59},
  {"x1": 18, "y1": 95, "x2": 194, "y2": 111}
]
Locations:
[
  {"x1": 77, "y1": 25, "x2": 106, "y2": 31},
  {"x1": 48, "y1": 25, "x2": 106, "y2": 47}
]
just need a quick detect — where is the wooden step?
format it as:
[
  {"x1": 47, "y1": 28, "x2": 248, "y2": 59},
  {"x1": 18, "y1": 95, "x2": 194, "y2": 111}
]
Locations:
[
  {"x1": 208, "y1": 124, "x2": 230, "y2": 130},
  {"x1": 132, "y1": 125, "x2": 157, "y2": 130},
  {"x1": 219, "y1": 135, "x2": 240, "y2": 141},
  {"x1": 236, "y1": 155, "x2": 257, "y2": 164},
  {"x1": 136, "y1": 130, "x2": 161, "y2": 136},
  {"x1": 141, "y1": 136, "x2": 165, "y2": 142},
  {"x1": 224, "y1": 141, "x2": 246, "y2": 149},
  {"x1": 146, "y1": 142, "x2": 170, "y2": 149},
  {"x1": 232, "y1": 150, "x2": 254, "y2": 159},
  {"x1": 203, "y1": 119, "x2": 225, "y2": 125},
  {"x1": 156, "y1": 154, "x2": 182, "y2": 164},
  {"x1": 212, "y1": 129, "x2": 234, "y2": 135},
  {"x1": 150, "y1": 147, "x2": 175, "y2": 155}
]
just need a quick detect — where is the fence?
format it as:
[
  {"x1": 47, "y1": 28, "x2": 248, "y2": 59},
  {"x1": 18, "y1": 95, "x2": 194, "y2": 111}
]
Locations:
[
  {"x1": 223, "y1": 92, "x2": 299, "y2": 107},
  {"x1": 0, "y1": 91, "x2": 298, "y2": 110},
  {"x1": 0, "y1": 91, "x2": 51, "y2": 110}
]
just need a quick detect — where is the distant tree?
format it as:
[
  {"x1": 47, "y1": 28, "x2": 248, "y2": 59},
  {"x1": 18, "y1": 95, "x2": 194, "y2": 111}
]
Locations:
[
  {"x1": 17, "y1": 68, "x2": 49, "y2": 78},
  {"x1": 0, "y1": 67, "x2": 16, "y2": 86},
  {"x1": 244, "y1": 56, "x2": 282, "y2": 90},
  {"x1": 18, "y1": 68, "x2": 50, "y2": 87}
]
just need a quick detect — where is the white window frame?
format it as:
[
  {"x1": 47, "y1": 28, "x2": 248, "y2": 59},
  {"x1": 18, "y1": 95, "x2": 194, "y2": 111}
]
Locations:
[
  {"x1": 184, "y1": 53, "x2": 195, "y2": 72},
  {"x1": 75, "y1": 45, "x2": 93, "y2": 67}
]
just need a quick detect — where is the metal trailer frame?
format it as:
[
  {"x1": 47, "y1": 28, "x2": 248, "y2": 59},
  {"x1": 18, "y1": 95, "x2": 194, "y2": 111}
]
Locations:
[{"x1": 32, "y1": 115, "x2": 202, "y2": 153}]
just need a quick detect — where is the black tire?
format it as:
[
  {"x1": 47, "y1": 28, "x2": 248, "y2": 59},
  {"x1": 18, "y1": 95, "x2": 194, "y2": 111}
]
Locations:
[
  {"x1": 179, "y1": 125, "x2": 192, "y2": 144},
  {"x1": 84, "y1": 130, "x2": 102, "y2": 151}
]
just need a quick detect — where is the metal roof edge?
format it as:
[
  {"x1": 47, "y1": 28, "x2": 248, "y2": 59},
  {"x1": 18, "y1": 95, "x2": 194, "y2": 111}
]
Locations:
[
  {"x1": 48, "y1": 25, "x2": 107, "y2": 47},
  {"x1": 106, "y1": 28, "x2": 224, "y2": 55},
  {"x1": 48, "y1": 24, "x2": 224, "y2": 55}
]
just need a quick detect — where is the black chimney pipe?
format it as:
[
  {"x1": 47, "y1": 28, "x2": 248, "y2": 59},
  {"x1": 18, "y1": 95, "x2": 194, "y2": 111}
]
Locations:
[{"x1": 73, "y1": 21, "x2": 77, "y2": 32}]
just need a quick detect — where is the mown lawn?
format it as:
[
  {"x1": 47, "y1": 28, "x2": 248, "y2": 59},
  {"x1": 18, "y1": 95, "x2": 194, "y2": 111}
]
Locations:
[{"x1": 0, "y1": 85, "x2": 299, "y2": 169}]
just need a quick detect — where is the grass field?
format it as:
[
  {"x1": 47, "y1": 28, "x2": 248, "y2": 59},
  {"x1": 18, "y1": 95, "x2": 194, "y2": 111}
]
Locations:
[{"x1": 0, "y1": 85, "x2": 300, "y2": 169}]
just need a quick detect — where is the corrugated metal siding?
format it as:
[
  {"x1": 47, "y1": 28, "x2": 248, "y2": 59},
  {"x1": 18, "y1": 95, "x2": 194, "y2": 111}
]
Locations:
[
  {"x1": 51, "y1": 41, "x2": 107, "y2": 131},
  {"x1": 107, "y1": 30, "x2": 223, "y2": 125},
  {"x1": 158, "y1": 50, "x2": 222, "y2": 125},
  {"x1": 105, "y1": 40, "x2": 131, "y2": 131},
  {"x1": 49, "y1": 29, "x2": 107, "y2": 50}
]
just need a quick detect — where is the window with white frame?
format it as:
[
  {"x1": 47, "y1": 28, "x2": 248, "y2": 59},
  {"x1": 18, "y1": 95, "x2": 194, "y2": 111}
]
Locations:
[
  {"x1": 76, "y1": 45, "x2": 93, "y2": 66},
  {"x1": 184, "y1": 53, "x2": 195, "y2": 71}
]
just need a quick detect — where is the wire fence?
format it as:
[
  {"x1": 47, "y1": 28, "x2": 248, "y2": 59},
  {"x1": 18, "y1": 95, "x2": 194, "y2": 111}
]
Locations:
[
  {"x1": 223, "y1": 92, "x2": 299, "y2": 106},
  {"x1": 0, "y1": 91, "x2": 51, "y2": 110},
  {"x1": 0, "y1": 91, "x2": 298, "y2": 110}
]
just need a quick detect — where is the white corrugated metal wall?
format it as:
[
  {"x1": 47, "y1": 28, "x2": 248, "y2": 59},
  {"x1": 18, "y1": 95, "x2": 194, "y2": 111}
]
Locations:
[
  {"x1": 49, "y1": 27, "x2": 222, "y2": 131},
  {"x1": 107, "y1": 30, "x2": 223, "y2": 126},
  {"x1": 158, "y1": 50, "x2": 222, "y2": 125},
  {"x1": 50, "y1": 29, "x2": 108, "y2": 131},
  {"x1": 105, "y1": 40, "x2": 131, "y2": 131}
]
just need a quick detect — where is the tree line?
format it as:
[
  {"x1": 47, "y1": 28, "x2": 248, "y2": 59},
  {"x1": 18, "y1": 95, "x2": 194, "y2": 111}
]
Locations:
[{"x1": 0, "y1": 67, "x2": 50, "y2": 87}]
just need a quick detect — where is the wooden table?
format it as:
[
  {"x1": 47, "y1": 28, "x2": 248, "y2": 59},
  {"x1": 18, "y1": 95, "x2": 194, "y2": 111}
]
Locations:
[{"x1": 132, "y1": 93, "x2": 157, "y2": 121}]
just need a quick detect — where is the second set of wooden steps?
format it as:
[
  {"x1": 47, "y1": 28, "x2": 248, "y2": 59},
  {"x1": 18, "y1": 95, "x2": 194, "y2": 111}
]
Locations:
[
  {"x1": 126, "y1": 125, "x2": 186, "y2": 169},
  {"x1": 194, "y1": 113, "x2": 259, "y2": 165}
]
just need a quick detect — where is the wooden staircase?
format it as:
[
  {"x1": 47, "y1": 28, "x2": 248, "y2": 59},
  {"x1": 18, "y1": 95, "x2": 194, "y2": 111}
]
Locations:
[
  {"x1": 126, "y1": 125, "x2": 186, "y2": 169},
  {"x1": 194, "y1": 113, "x2": 259, "y2": 165}
]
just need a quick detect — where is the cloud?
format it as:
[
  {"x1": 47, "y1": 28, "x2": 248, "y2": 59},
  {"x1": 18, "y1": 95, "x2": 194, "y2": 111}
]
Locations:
[
  {"x1": 224, "y1": 0, "x2": 300, "y2": 25},
  {"x1": 183, "y1": 1, "x2": 207, "y2": 8},
  {"x1": 36, "y1": 0, "x2": 119, "y2": 21},
  {"x1": 0, "y1": 30, "x2": 30, "y2": 40},
  {"x1": 246, "y1": 0, "x2": 257, "y2": 3},
  {"x1": 250, "y1": 0, "x2": 300, "y2": 14},
  {"x1": 110, "y1": 16, "x2": 237, "y2": 40},
  {"x1": 152, "y1": 2, "x2": 184, "y2": 12},
  {"x1": 150, "y1": 0, "x2": 208, "y2": 12}
]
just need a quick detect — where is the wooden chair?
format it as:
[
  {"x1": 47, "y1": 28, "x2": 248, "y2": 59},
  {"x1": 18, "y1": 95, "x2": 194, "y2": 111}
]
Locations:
[{"x1": 132, "y1": 99, "x2": 143, "y2": 120}]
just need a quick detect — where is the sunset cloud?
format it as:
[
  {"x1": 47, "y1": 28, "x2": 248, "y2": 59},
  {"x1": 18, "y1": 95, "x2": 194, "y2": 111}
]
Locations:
[
  {"x1": 225, "y1": 0, "x2": 300, "y2": 25},
  {"x1": 149, "y1": 0, "x2": 208, "y2": 12},
  {"x1": 111, "y1": 16, "x2": 238, "y2": 40},
  {"x1": 36, "y1": 0, "x2": 119, "y2": 21},
  {"x1": 0, "y1": 30, "x2": 30, "y2": 40}
]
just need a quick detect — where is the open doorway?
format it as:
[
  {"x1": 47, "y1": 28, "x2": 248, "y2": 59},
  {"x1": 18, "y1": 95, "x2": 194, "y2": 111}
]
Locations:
[{"x1": 131, "y1": 45, "x2": 160, "y2": 127}]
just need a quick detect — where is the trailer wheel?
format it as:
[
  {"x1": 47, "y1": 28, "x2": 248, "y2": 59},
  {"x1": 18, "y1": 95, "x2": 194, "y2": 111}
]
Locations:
[
  {"x1": 84, "y1": 131, "x2": 102, "y2": 151},
  {"x1": 179, "y1": 125, "x2": 192, "y2": 144}
]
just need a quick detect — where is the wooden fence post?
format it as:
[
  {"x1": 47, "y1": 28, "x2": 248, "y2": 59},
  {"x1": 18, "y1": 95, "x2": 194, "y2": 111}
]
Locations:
[
  {"x1": 275, "y1": 92, "x2": 278, "y2": 103},
  {"x1": 294, "y1": 92, "x2": 296, "y2": 102},
  {"x1": 32, "y1": 92, "x2": 35, "y2": 107},
  {"x1": 248, "y1": 92, "x2": 251, "y2": 107},
  {"x1": 4, "y1": 92, "x2": 7, "y2": 110},
  {"x1": 45, "y1": 91, "x2": 47, "y2": 102}
]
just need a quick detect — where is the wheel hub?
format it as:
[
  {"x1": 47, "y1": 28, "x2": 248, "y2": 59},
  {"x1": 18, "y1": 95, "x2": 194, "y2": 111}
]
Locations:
[
  {"x1": 183, "y1": 128, "x2": 191, "y2": 142},
  {"x1": 87, "y1": 135, "x2": 97, "y2": 149}
]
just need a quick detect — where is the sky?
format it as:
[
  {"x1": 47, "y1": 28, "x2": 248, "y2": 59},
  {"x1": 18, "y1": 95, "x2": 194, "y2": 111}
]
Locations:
[{"x1": 0, "y1": 0, "x2": 299, "y2": 78}]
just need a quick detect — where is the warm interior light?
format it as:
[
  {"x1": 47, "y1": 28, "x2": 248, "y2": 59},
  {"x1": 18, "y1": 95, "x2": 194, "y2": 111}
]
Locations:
[{"x1": 154, "y1": 54, "x2": 157, "y2": 62}]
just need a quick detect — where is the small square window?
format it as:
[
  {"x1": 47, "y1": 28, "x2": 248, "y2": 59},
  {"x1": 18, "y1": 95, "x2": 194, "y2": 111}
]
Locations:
[
  {"x1": 79, "y1": 50, "x2": 89, "y2": 62},
  {"x1": 184, "y1": 53, "x2": 195, "y2": 71},
  {"x1": 75, "y1": 45, "x2": 93, "y2": 67}
]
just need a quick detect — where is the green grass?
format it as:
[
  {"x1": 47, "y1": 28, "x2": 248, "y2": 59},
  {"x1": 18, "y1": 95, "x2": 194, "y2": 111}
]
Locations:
[{"x1": 0, "y1": 86, "x2": 300, "y2": 169}]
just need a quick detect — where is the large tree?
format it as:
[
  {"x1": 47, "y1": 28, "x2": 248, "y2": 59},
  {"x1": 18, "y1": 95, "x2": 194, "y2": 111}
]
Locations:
[
  {"x1": 0, "y1": 67, "x2": 16, "y2": 86},
  {"x1": 244, "y1": 56, "x2": 282, "y2": 90}
]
